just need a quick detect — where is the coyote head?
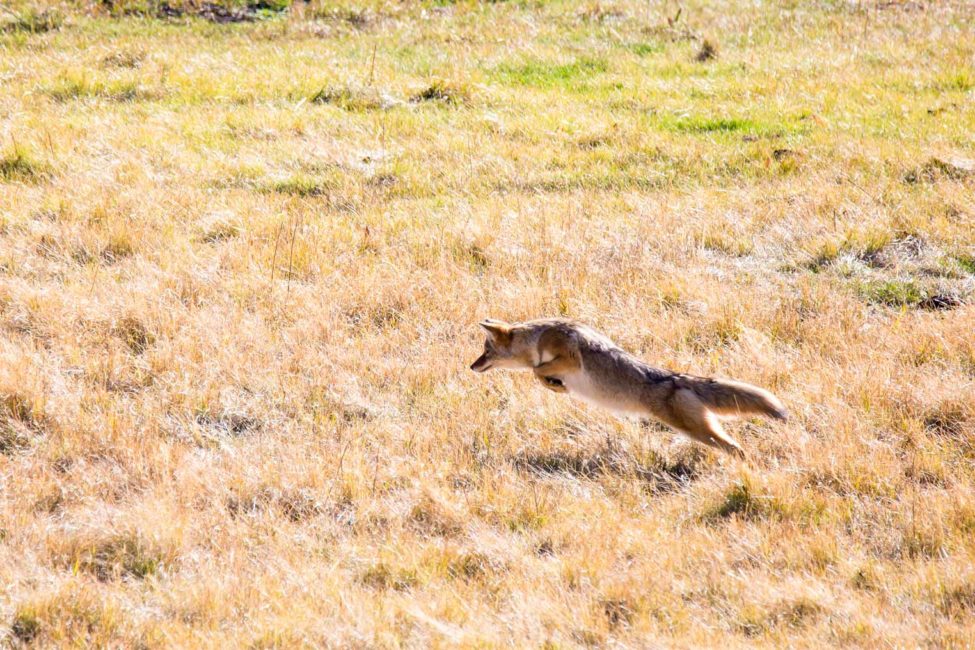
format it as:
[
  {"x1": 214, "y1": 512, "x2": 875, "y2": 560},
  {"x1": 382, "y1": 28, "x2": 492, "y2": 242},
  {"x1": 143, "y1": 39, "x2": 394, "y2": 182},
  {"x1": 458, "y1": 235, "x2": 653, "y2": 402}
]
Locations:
[{"x1": 470, "y1": 319, "x2": 523, "y2": 372}]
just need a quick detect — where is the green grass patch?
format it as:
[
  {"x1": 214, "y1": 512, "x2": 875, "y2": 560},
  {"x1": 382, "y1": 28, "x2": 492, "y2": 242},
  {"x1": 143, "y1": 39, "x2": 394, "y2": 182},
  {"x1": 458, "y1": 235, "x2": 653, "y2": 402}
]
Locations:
[
  {"x1": 409, "y1": 80, "x2": 470, "y2": 105},
  {"x1": 0, "y1": 148, "x2": 48, "y2": 182},
  {"x1": 10, "y1": 588, "x2": 124, "y2": 646},
  {"x1": 931, "y1": 70, "x2": 974, "y2": 93},
  {"x1": 100, "y1": 0, "x2": 291, "y2": 20},
  {"x1": 359, "y1": 562, "x2": 419, "y2": 591},
  {"x1": 500, "y1": 171, "x2": 666, "y2": 194},
  {"x1": 802, "y1": 229, "x2": 893, "y2": 271},
  {"x1": 938, "y1": 583, "x2": 975, "y2": 619},
  {"x1": 859, "y1": 279, "x2": 925, "y2": 308},
  {"x1": 10, "y1": 608, "x2": 41, "y2": 644},
  {"x1": 700, "y1": 230, "x2": 754, "y2": 257},
  {"x1": 702, "y1": 480, "x2": 829, "y2": 525},
  {"x1": 0, "y1": 391, "x2": 40, "y2": 453},
  {"x1": 1, "y1": 7, "x2": 64, "y2": 33},
  {"x1": 490, "y1": 57, "x2": 608, "y2": 88},
  {"x1": 262, "y1": 174, "x2": 332, "y2": 197},
  {"x1": 705, "y1": 482, "x2": 759, "y2": 520},
  {"x1": 40, "y1": 73, "x2": 150, "y2": 102},
  {"x1": 857, "y1": 279, "x2": 965, "y2": 311},
  {"x1": 739, "y1": 597, "x2": 824, "y2": 636},
  {"x1": 310, "y1": 84, "x2": 399, "y2": 111},
  {"x1": 665, "y1": 116, "x2": 757, "y2": 134},
  {"x1": 802, "y1": 239, "x2": 843, "y2": 272},
  {"x1": 628, "y1": 42, "x2": 664, "y2": 57},
  {"x1": 954, "y1": 254, "x2": 975, "y2": 275},
  {"x1": 63, "y1": 532, "x2": 166, "y2": 581},
  {"x1": 655, "y1": 112, "x2": 806, "y2": 139}
]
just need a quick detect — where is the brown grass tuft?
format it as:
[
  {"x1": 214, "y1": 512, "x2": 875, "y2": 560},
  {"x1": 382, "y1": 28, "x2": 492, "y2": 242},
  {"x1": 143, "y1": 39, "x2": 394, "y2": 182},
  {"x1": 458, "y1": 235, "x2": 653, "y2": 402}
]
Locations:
[
  {"x1": 49, "y1": 529, "x2": 174, "y2": 581},
  {"x1": 695, "y1": 38, "x2": 718, "y2": 62}
]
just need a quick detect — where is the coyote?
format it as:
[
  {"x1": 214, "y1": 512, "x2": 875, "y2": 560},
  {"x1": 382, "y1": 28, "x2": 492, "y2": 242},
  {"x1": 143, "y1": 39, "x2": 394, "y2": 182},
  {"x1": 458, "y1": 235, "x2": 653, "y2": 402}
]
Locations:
[{"x1": 470, "y1": 318, "x2": 787, "y2": 457}]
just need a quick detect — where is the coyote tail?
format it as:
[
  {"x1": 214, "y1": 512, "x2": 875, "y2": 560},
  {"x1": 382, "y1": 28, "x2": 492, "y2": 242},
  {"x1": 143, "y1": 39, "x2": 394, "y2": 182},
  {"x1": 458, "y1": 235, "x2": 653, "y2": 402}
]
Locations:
[{"x1": 685, "y1": 377, "x2": 788, "y2": 421}]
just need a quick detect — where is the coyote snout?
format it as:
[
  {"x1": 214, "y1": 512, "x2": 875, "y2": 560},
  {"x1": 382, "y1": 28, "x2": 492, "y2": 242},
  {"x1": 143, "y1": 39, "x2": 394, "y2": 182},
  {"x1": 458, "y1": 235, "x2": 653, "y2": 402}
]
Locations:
[
  {"x1": 470, "y1": 353, "x2": 491, "y2": 372},
  {"x1": 470, "y1": 317, "x2": 787, "y2": 458}
]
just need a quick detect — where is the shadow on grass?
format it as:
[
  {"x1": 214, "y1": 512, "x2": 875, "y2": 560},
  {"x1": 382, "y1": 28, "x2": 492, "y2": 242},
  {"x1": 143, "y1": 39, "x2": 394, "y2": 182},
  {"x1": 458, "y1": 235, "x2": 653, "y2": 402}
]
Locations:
[{"x1": 511, "y1": 435, "x2": 703, "y2": 494}]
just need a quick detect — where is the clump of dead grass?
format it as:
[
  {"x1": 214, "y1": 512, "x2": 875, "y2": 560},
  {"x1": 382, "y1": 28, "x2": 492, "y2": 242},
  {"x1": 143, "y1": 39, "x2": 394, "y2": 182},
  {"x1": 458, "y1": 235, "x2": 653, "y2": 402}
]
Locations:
[
  {"x1": 409, "y1": 79, "x2": 471, "y2": 105},
  {"x1": 695, "y1": 38, "x2": 718, "y2": 62},
  {"x1": 310, "y1": 84, "x2": 401, "y2": 111},
  {"x1": 48, "y1": 528, "x2": 175, "y2": 581},
  {"x1": 1, "y1": 7, "x2": 63, "y2": 33},
  {"x1": 0, "y1": 147, "x2": 48, "y2": 182}
]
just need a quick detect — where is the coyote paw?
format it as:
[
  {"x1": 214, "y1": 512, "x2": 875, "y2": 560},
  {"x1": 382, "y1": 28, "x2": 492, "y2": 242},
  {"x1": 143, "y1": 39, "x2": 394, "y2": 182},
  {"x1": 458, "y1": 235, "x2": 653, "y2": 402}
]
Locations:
[{"x1": 541, "y1": 376, "x2": 567, "y2": 393}]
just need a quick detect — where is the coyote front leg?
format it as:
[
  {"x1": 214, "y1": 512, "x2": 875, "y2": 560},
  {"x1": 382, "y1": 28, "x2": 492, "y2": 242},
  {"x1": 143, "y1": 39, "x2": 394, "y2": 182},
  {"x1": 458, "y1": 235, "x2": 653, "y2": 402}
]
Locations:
[{"x1": 533, "y1": 357, "x2": 574, "y2": 393}]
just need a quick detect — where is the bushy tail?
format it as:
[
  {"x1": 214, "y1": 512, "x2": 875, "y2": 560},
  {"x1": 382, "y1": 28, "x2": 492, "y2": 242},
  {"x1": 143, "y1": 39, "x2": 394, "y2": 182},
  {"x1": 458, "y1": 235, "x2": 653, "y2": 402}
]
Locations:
[{"x1": 683, "y1": 376, "x2": 788, "y2": 421}]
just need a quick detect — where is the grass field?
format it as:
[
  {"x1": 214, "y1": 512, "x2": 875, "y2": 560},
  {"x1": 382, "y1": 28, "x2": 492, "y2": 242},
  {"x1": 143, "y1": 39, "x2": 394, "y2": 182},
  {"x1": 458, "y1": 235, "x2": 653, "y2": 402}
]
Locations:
[{"x1": 1, "y1": 0, "x2": 974, "y2": 646}]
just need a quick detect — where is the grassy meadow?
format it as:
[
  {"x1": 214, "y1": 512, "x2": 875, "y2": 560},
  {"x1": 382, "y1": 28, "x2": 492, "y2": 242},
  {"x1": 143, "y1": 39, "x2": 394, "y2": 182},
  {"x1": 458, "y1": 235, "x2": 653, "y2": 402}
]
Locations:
[{"x1": 1, "y1": 0, "x2": 974, "y2": 646}]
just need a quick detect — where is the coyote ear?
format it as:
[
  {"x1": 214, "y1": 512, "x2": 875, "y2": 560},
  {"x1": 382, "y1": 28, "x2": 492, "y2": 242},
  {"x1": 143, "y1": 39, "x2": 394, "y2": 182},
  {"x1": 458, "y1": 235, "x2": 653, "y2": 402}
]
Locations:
[{"x1": 479, "y1": 319, "x2": 511, "y2": 340}]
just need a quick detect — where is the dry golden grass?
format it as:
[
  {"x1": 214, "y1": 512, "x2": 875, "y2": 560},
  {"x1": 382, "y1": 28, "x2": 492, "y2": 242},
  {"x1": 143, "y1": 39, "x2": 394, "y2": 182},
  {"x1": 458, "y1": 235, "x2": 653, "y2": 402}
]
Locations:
[{"x1": 1, "y1": 0, "x2": 974, "y2": 646}]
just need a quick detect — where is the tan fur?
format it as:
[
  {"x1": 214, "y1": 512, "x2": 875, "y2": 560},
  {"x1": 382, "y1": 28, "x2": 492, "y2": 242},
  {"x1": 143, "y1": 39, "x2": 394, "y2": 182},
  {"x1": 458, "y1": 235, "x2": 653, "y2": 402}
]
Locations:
[{"x1": 471, "y1": 318, "x2": 788, "y2": 458}]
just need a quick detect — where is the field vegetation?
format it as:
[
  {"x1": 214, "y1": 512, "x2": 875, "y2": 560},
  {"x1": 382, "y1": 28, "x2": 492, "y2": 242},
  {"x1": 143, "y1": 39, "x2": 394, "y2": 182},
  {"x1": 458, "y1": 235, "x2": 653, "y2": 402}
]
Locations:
[{"x1": 1, "y1": 0, "x2": 974, "y2": 646}]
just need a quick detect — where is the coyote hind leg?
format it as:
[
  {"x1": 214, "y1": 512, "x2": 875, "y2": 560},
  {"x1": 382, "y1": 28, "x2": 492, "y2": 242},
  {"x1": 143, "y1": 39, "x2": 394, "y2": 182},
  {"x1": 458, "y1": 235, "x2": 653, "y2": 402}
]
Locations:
[{"x1": 669, "y1": 389, "x2": 746, "y2": 458}]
